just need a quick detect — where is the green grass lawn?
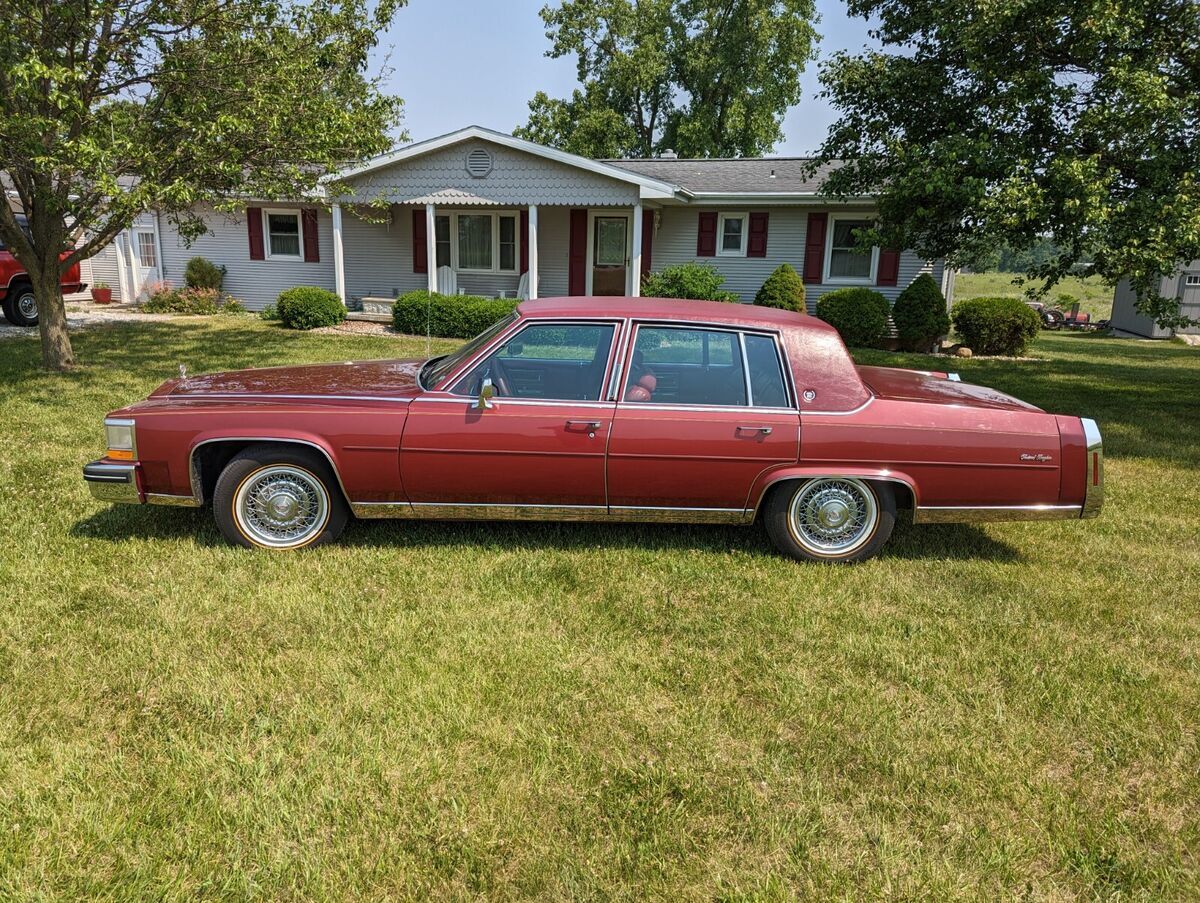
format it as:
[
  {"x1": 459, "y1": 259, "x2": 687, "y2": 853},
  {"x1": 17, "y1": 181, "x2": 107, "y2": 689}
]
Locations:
[
  {"x1": 956, "y1": 272, "x2": 1115, "y2": 321},
  {"x1": 1, "y1": 318, "x2": 1198, "y2": 899}
]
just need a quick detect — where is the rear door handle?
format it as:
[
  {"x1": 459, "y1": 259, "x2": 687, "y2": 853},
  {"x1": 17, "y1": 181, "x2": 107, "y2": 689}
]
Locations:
[{"x1": 736, "y1": 425, "x2": 773, "y2": 435}]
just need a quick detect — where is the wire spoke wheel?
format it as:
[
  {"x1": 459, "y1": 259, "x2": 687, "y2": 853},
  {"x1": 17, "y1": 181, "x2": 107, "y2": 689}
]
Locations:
[
  {"x1": 233, "y1": 465, "x2": 329, "y2": 549},
  {"x1": 786, "y1": 478, "x2": 879, "y2": 557}
]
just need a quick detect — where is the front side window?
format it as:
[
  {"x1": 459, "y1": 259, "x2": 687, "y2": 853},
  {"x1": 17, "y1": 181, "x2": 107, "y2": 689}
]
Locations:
[
  {"x1": 422, "y1": 312, "x2": 518, "y2": 390},
  {"x1": 827, "y1": 218, "x2": 874, "y2": 281},
  {"x1": 624, "y1": 326, "x2": 747, "y2": 406},
  {"x1": 266, "y1": 211, "x2": 301, "y2": 259},
  {"x1": 457, "y1": 322, "x2": 616, "y2": 401},
  {"x1": 718, "y1": 213, "x2": 746, "y2": 256}
]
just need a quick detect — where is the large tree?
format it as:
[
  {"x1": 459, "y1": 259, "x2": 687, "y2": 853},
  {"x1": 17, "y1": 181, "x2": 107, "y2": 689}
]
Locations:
[
  {"x1": 815, "y1": 0, "x2": 1200, "y2": 328},
  {"x1": 514, "y1": 0, "x2": 818, "y2": 159},
  {"x1": 0, "y1": 0, "x2": 405, "y2": 370}
]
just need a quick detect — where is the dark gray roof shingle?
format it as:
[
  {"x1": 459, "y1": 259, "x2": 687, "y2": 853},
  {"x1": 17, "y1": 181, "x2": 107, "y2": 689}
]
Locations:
[{"x1": 604, "y1": 157, "x2": 840, "y2": 194}]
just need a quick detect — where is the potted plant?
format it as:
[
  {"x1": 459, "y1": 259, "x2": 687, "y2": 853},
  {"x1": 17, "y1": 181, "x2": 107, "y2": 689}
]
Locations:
[{"x1": 91, "y1": 282, "x2": 113, "y2": 304}]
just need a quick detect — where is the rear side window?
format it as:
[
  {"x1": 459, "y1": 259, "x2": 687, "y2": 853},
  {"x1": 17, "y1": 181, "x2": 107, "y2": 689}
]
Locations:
[
  {"x1": 624, "y1": 326, "x2": 747, "y2": 406},
  {"x1": 744, "y1": 334, "x2": 789, "y2": 407}
]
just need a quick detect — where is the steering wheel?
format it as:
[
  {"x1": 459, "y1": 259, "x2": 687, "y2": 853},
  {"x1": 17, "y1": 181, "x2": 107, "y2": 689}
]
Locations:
[{"x1": 488, "y1": 358, "x2": 513, "y2": 397}]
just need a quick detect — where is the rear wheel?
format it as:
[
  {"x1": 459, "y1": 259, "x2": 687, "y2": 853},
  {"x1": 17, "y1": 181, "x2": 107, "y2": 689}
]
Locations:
[
  {"x1": 764, "y1": 477, "x2": 895, "y2": 563},
  {"x1": 2, "y1": 282, "x2": 38, "y2": 327},
  {"x1": 213, "y1": 445, "x2": 348, "y2": 550}
]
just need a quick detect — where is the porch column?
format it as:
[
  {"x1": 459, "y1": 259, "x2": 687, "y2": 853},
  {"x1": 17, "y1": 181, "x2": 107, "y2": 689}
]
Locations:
[
  {"x1": 331, "y1": 203, "x2": 346, "y2": 305},
  {"x1": 630, "y1": 202, "x2": 643, "y2": 297},
  {"x1": 425, "y1": 203, "x2": 437, "y2": 293},
  {"x1": 527, "y1": 205, "x2": 538, "y2": 299}
]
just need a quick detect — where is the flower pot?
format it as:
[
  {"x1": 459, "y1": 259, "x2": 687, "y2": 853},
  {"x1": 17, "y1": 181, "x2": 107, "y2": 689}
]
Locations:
[{"x1": 92, "y1": 287, "x2": 113, "y2": 305}]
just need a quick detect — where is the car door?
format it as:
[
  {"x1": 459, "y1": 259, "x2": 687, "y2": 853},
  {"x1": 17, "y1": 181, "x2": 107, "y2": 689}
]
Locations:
[
  {"x1": 400, "y1": 320, "x2": 620, "y2": 510},
  {"x1": 606, "y1": 324, "x2": 800, "y2": 514}
]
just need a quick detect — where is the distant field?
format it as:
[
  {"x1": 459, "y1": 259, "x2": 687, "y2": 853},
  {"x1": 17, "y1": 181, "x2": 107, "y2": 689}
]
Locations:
[{"x1": 956, "y1": 272, "x2": 1114, "y2": 320}]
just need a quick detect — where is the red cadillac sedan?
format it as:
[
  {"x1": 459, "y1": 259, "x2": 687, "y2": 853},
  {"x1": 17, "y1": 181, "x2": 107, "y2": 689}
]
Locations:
[{"x1": 83, "y1": 297, "x2": 1102, "y2": 562}]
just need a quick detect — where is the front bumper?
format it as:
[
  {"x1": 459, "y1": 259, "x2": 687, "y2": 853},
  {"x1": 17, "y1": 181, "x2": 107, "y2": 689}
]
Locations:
[{"x1": 83, "y1": 461, "x2": 141, "y2": 504}]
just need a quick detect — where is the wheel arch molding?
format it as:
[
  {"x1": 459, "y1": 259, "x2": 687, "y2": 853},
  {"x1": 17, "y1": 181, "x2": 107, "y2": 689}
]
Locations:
[
  {"x1": 188, "y1": 434, "x2": 350, "y2": 507},
  {"x1": 748, "y1": 466, "x2": 920, "y2": 518}
]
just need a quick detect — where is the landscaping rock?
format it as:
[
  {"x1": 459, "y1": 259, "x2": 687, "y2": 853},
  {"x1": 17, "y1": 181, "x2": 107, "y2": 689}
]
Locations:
[{"x1": 956, "y1": 346, "x2": 973, "y2": 358}]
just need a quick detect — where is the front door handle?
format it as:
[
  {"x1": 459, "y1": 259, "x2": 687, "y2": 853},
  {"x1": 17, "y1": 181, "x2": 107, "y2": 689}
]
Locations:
[
  {"x1": 736, "y1": 425, "x2": 773, "y2": 435},
  {"x1": 566, "y1": 420, "x2": 602, "y2": 430}
]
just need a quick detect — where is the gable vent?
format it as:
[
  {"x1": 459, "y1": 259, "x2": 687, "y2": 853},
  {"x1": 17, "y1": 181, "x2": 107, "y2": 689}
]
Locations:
[{"x1": 465, "y1": 147, "x2": 493, "y2": 178}]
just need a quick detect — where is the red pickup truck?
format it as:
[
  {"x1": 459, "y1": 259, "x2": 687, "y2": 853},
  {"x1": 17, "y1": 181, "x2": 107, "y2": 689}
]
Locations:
[{"x1": 1, "y1": 214, "x2": 87, "y2": 327}]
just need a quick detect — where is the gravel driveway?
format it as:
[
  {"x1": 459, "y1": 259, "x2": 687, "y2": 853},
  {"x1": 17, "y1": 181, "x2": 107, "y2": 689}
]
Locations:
[{"x1": 0, "y1": 302, "x2": 175, "y2": 339}]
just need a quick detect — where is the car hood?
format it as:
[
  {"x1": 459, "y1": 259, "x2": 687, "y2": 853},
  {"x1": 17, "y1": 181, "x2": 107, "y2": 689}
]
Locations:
[
  {"x1": 152, "y1": 358, "x2": 426, "y2": 400},
  {"x1": 856, "y1": 365, "x2": 1043, "y2": 412}
]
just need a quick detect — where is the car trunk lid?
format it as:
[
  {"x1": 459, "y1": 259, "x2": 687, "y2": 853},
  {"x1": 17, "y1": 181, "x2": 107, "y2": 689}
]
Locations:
[{"x1": 855, "y1": 365, "x2": 1043, "y2": 412}]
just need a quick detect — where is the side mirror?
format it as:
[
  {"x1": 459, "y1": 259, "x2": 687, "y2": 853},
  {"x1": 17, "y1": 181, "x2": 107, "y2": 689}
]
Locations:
[{"x1": 476, "y1": 377, "x2": 496, "y2": 410}]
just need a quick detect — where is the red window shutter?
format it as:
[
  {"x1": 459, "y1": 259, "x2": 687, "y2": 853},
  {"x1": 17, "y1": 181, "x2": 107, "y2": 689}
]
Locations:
[
  {"x1": 877, "y1": 248, "x2": 900, "y2": 286},
  {"x1": 696, "y1": 211, "x2": 717, "y2": 256},
  {"x1": 641, "y1": 208, "x2": 654, "y2": 275},
  {"x1": 301, "y1": 208, "x2": 319, "y2": 263},
  {"x1": 748, "y1": 211, "x2": 769, "y2": 258},
  {"x1": 568, "y1": 209, "x2": 587, "y2": 296},
  {"x1": 412, "y1": 208, "x2": 427, "y2": 275},
  {"x1": 803, "y1": 211, "x2": 828, "y2": 284},
  {"x1": 520, "y1": 210, "x2": 529, "y2": 274},
  {"x1": 247, "y1": 207, "x2": 264, "y2": 260}
]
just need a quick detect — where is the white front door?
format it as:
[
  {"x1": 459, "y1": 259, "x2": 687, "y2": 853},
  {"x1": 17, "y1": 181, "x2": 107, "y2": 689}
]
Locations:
[{"x1": 134, "y1": 229, "x2": 160, "y2": 288}]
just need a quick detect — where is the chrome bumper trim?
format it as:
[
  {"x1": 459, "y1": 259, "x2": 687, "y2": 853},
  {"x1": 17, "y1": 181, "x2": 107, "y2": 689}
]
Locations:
[
  {"x1": 1080, "y1": 418, "x2": 1104, "y2": 519},
  {"x1": 146, "y1": 492, "x2": 202, "y2": 508},
  {"x1": 914, "y1": 504, "x2": 1082, "y2": 524},
  {"x1": 83, "y1": 461, "x2": 141, "y2": 504}
]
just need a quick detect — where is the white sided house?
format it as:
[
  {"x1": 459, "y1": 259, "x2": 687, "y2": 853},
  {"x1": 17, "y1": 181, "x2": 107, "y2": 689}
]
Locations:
[{"x1": 86, "y1": 126, "x2": 955, "y2": 310}]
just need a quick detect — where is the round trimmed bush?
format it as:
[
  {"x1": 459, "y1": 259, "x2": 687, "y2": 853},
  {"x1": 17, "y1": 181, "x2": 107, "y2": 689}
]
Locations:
[
  {"x1": 950, "y1": 296, "x2": 1041, "y2": 356},
  {"x1": 276, "y1": 287, "x2": 345, "y2": 330},
  {"x1": 392, "y1": 290, "x2": 517, "y2": 338},
  {"x1": 892, "y1": 273, "x2": 950, "y2": 351},
  {"x1": 641, "y1": 262, "x2": 740, "y2": 302},
  {"x1": 184, "y1": 256, "x2": 226, "y2": 291},
  {"x1": 754, "y1": 263, "x2": 806, "y2": 312},
  {"x1": 815, "y1": 287, "x2": 890, "y2": 348}
]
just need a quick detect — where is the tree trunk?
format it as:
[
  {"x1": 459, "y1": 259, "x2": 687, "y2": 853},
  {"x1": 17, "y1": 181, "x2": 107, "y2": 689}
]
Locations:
[{"x1": 34, "y1": 270, "x2": 74, "y2": 370}]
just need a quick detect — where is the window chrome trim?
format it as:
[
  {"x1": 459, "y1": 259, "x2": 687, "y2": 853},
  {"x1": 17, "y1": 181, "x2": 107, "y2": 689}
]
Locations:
[
  {"x1": 738, "y1": 332, "x2": 754, "y2": 406},
  {"x1": 1081, "y1": 417, "x2": 1104, "y2": 519},
  {"x1": 799, "y1": 397, "x2": 875, "y2": 417}
]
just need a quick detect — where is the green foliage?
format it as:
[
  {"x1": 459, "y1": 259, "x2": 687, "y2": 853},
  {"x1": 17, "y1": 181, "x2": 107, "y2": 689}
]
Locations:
[
  {"x1": 892, "y1": 274, "x2": 950, "y2": 351},
  {"x1": 275, "y1": 287, "x2": 346, "y2": 330},
  {"x1": 514, "y1": 0, "x2": 818, "y2": 158},
  {"x1": 392, "y1": 291, "x2": 518, "y2": 339},
  {"x1": 219, "y1": 299, "x2": 247, "y2": 316},
  {"x1": 259, "y1": 303, "x2": 280, "y2": 321},
  {"x1": 754, "y1": 264, "x2": 806, "y2": 312},
  {"x1": 641, "y1": 262, "x2": 740, "y2": 302},
  {"x1": 0, "y1": 0, "x2": 406, "y2": 369},
  {"x1": 950, "y1": 296, "x2": 1042, "y2": 356},
  {"x1": 143, "y1": 286, "x2": 220, "y2": 315},
  {"x1": 815, "y1": 287, "x2": 890, "y2": 348},
  {"x1": 816, "y1": 0, "x2": 1200, "y2": 330},
  {"x1": 184, "y1": 257, "x2": 227, "y2": 291}
]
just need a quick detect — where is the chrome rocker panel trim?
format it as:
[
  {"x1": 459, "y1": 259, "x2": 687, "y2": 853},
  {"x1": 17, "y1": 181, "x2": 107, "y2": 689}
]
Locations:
[
  {"x1": 351, "y1": 501, "x2": 752, "y2": 524},
  {"x1": 83, "y1": 462, "x2": 140, "y2": 504},
  {"x1": 913, "y1": 504, "x2": 1082, "y2": 524}
]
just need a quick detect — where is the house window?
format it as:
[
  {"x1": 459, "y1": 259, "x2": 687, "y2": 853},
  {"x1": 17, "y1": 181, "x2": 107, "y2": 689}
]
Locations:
[
  {"x1": 825, "y1": 216, "x2": 877, "y2": 282},
  {"x1": 1185, "y1": 274, "x2": 1200, "y2": 287},
  {"x1": 452, "y1": 212, "x2": 518, "y2": 273},
  {"x1": 435, "y1": 215, "x2": 451, "y2": 268},
  {"x1": 717, "y1": 213, "x2": 747, "y2": 256},
  {"x1": 136, "y1": 231, "x2": 157, "y2": 268},
  {"x1": 265, "y1": 210, "x2": 302, "y2": 259}
]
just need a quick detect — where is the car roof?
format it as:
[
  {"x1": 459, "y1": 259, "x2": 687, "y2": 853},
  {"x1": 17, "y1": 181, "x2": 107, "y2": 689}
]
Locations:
[{"x1": 518, "y1": 296, "x2": 836, "y2": 335}]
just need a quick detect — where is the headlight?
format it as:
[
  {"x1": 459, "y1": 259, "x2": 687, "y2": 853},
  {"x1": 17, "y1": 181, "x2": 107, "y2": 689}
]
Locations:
[{"x1": 105, "y1": 418, "x2": 137, "y2": 461}]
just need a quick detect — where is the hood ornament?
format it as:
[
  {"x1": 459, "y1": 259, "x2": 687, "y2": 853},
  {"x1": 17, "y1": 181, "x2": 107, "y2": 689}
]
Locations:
[{"x1": 178, "y1": 363, "x2": 187, "y2": 379}]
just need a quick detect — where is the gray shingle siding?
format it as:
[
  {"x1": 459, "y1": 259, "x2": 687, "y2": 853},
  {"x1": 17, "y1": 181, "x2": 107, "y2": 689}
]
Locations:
[
  {"x1": 649, "y1": 205, "x2": 940, "y2": 307},
  {"x1": 157, "y1": 203, "x2": 336, "y2": 310}
]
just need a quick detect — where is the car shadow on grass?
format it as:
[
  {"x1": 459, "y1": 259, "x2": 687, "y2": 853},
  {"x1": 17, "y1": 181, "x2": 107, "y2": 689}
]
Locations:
[{"x1": 71, "y1": 505, "x2": 1022, "y2": 562}]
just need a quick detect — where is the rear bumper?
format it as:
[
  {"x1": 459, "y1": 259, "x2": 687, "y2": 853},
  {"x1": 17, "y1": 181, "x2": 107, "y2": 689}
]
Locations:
[
  {"x1": 1080, "y1": 417, "x2": 1104, "y2": 518},
  {"x1": 83, "y1": 461, "x2": 141, "y2": 504}
]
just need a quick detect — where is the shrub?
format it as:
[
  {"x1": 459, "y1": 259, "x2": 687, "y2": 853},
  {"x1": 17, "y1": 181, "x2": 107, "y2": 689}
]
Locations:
[
  {"x1": 754, "y1": 264, "x2": 806, "y2": 312},
  {"x1": 951, "y1": 296, "x2": 1042, "y2": 356},
  {"x1": 392, "y1": 290, "x2": 517, "y2": 339},
  {"x1": 219, "y1": 299, "x2": 247, "y2": 315},
  {"x1": 143, "y1": 285, "x2": 220, "y2": 315},
  {"x1": 815, "y1": 287, "x2": 890, "y2": 347},
  {"x1": 184, "y1": 256, "x2": 226, "y2": 291},
  {"x1": 892, "y1": 274, "x2": 950, "y2": 351},
  {"x1": 641, "y1": 262, "x2": 740, "y2": 302},
  {"x1": 276, "y1": 286, "x2": 345, "y2": 330},
  {"x1": 259, "y1": 303, "x2": 280, "y2": 321}
]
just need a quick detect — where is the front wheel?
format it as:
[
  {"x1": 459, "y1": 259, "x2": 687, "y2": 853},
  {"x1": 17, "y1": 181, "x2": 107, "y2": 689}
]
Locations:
[
  {"x1": 2, "y1": 283, "x2": 38, "y2": 327},
  {"x1": 764, "y1": 477, "x2": 895, "y2": 564},
  {"x1": 213, "y1": 445, "x2": 349, "y2": 550}
]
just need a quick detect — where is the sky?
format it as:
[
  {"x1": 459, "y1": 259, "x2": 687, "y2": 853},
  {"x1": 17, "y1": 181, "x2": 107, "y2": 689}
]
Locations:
[{"x1": 374, "y1": 0, "x2": 878, "y2": 157}]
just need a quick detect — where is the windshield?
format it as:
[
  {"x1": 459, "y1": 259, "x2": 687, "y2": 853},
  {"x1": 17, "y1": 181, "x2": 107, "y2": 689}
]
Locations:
[{"x1": 421, "y1": 312, "x2": 519, "y2": 390}]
